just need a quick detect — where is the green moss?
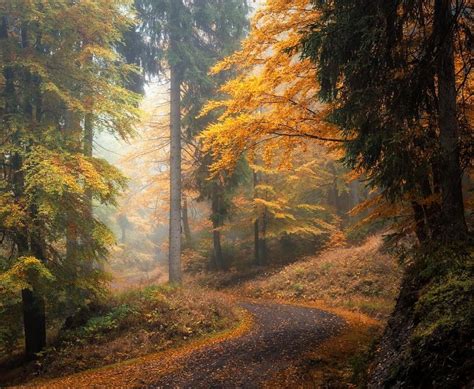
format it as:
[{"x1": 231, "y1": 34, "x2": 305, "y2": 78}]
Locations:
[
  {"x1": 414, "y1": 276, "x2": 473, "y2": 338},
  {"x1": 386, "y1": 243, "x2": 474, "y2": 387}
]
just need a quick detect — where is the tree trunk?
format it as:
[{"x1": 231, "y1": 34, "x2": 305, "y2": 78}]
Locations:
[
  {"x1": 168, "y1": 17, "x2": 183, "y2": 283},
  {"x1": 349, "y1": 180, "x2": 360, "y2": 209},
  {"x1": 213, "y1": 226, "x2": 225, "y2": 270},
  {"x1": 253, "y1": 172, "x2": 265, "y2": 266},
  {"x1": 65, "y1": 110, "x2": 81, "y2": 262},
  {"x1": 253, "y1": 171, "x2": 260, "y2": 265},
  {"x1": 16, "y1": 228, "x2": 46, "y2": 359},
  {"x1": 22, "y1": 289, "x2": 46, "y2": 359},
  {"x1": 83, "y1": 113, "x2": 98, "y2": 270},
  {"x1": 412, "y1": 201, "x2": 428, "y2": 243},
  {"x1": 258, "y1": 208, "x2": 267, "y2": 265},
  {"x1": 253, "y1": 170, "x2": 267, "y2": 265},
  {"x1": 211, "y1": 185, "x2": 226, "y2": 270},
  {"x1": 83, "y1": 113, "x2": 93, "y2": 223},
  {"x1": 254, "y1": 218, "x2": 261, "y2": 265},
  {"x1": 434, "y1": 0, "x2": 467, "y2": 240},
  {"x1": 182, "y1": 196, "x2": 193, "y2": 248}
]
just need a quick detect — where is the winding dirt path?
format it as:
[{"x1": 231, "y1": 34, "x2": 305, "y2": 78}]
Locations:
[
  {"x1": 154, "y1": 301, "x2": 344, "y2": 388},
  {"x1": 30, "y1": 301, "x2": 344, "y2": 388}
]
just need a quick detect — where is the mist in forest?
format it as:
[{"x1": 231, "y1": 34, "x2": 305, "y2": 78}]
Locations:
[{"x1": 0, "y1": 1, "x2": 471, "y2": 387}]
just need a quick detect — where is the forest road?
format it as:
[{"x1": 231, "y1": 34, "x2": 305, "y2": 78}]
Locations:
[
  {"x1": 151, "y1": 301, "x2": 344, "y2": 388},
  {"x1": 34, "y1": 301, "x2": 344, "y2": 388}
]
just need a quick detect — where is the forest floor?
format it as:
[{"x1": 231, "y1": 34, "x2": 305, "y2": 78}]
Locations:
[
  {"x1": 187, "y1": 234, "x2": 400, "y2": 386},
  {"x1": 21, "y1": 300, "x2": 343, "y2": 388},
  {"x1": 9, "y1": 235, "x2": 399, "y2": 387}
]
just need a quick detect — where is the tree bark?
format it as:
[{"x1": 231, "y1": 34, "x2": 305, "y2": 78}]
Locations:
[
  {"x1": 211, "y1": 185, "x2": 226, "y2": 270},
  {"x1": 434, "y1": 0, "x2": 467, "y2": 240},
  {"x1": 254, "y1": 218, "x2": 261, "y2": 265},
  {"x1": 253, "y1": 170, "x2": 267, "y2": 265},
  {"x1": 22, "y1": 289, "x2": 46, "y2": 359},
  {"x1": 168, "y1": 1, "x2": 183, "y2": 283},
  {"x1": 412, "y1": 201, "x2": 428, "y2": 243},
  {"x1": 83, "y1": 113, "x2": 97, "y2": 270},
  {"x1": 65, "y1": 110, "x2": 82, "y2": 262},
  {"x1": 258, "y1": 208, "x2": 267, "y2": 265},
  {"x1": 182, "y1": 195, "x2": 193, "y2": 248},
  {"x1": 213, "y1": 227, "x2": 225, "y2": 270}
]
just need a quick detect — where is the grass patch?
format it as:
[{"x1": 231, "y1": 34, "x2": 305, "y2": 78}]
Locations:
[
  {"x1": 0, "y1": 285, "x2": 240, "y2": 386},
  {"x1": 237, "y1": 235, "x2": 401, "y2": 320}
]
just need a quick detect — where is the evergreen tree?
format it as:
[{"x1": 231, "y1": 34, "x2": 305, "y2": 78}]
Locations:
[
  {"x1": 302, "y1": 0, "x2": 472, "y2": 243},
  {"x1": 130, "y1": 0, "x2": 248, "y2": 282}
]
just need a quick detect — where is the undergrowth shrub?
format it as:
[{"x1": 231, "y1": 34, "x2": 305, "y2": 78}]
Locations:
[{"x1": 4, "y1": 285, "x2": 239, "y2": 384}]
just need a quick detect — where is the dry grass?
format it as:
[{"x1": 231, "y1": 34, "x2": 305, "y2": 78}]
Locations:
[
  {"x1": 238, "y1": 235, "x2": 401, "y2": 319},
  {"x1": 235, "y1": 235, "x2": 401, "y2": 387},
  {"x1": 25, "y1": 307, "x2": 255, "y2": 388},
  {"x1": 1, "y1": 285, "x2": 241, "y2": 386}
]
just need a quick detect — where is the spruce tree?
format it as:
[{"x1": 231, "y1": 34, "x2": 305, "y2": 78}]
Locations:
[
  {"x1": 131, "y1": 0, "x2": 248, "y2": 281},
  {"x1": 302, "y1": 0, "x2": 471, "y2": 243}
]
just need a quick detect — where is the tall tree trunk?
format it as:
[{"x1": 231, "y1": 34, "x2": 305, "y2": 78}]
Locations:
[
  {"x1": 65, "y1": 110, "x2": 81, "y2": 262},
  {"x1": 253, "y1": 170, "x2": 267, "y2": 265},
  {"x1": 349, "y1": 180, "x2": 360, "y2": 209},
  {"x1": 254, "y1": 218, "x2": 261, "y2": 265},
  {"x1": 213, "y1": 226, "x2": 225, "y2": 270},
  {"x1": 434, "y1": 0, "x2": 467, "y2": 240},
  {"x1": 21, "y1": 289, "x2": 46, "y2": 359},
  {"x1": 24, "y1": 227, "x2": 47, "y2": 359},
  {"x1": 182, "y1": 195, "x2": 193, "y2": 248},
  {"x1": 13, "y1": 144, "x2": 47, "y2": 360},
  {"x1": 253, "y1": 171, "x2": 263, "y2": 266},
  {"x1": 258, "y1": 208, "x2": 267, "y2": 265},
  {"x1": 412, "y1": 201, "x2": 428, "y2": 243},
  {"x1": 168, "y1": 32, "x2": 183, "y2": 283},
  {"x1": 211, "y1": 185, "x2": 226, "y2": 270},
  {"x1": 83, "y1": 113, "x2": 93, "y2": 213},
  {"x1": 83, "y1": 113, "x2": 97, "y2": 270}
]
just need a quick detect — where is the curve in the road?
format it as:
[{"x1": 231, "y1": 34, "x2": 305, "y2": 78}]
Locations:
[{"x1": 152, "y1": 301, "x2": 345, "y2": 388}]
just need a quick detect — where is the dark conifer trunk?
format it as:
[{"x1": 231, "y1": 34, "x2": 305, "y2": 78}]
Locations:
[
  {"x1": 168, "y1": 0, "x2": 183, "y2": 283},
  {"x1": 211, "y1": 185, "x2": 226, "y2": 270},
  {"x1": 254, "y1": 218, "x2": 261, "y2": 265},
  {"x1": 65, "y1": 111, "x2": 81, "y2": 262},
  {"x1": 212, "y1": 227, "x2": 224, "y2": 270},
  {"x1": 169, "y1": 62, "x2": 183, "y2": 282},
  {"x1": 17, "y1": 230, "x2": 46, "y2": 358},
  {"x1": 412, "y1": 201, "x2": 428, "y2": 243},
  {"x1": 434, "y1": 0, "x2": 467, "y2": 240},
  {"x1": 21, "y1": 289, "x2": 46, "y2": 358},
  {"x1": 253, "y1": 170, "x2": 267, "y2": 265},
  {"x1": 182, "y1": 196, "x2": 193, "y2": 248},
  {"x1": 258, "y1": 209, "x2": 267, "y2": 265}
]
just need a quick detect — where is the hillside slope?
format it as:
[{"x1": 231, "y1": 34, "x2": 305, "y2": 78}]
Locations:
[{"x1": 238, "y1": 235, "x2": 401, "y2": 319}]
